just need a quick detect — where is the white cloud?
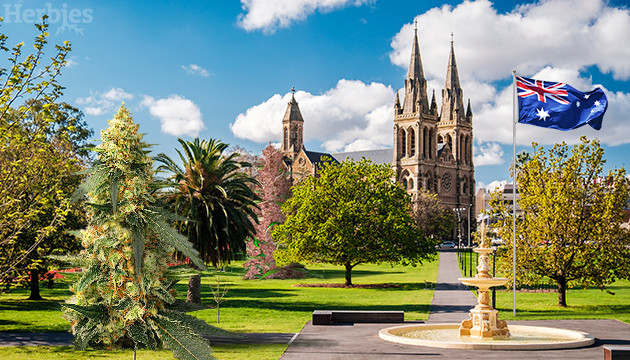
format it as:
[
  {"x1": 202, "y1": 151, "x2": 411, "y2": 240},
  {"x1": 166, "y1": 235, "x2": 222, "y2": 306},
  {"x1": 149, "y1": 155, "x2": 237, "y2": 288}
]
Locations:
[
  {"x1": 182, "y1": 64, "x2": 211, "y2": 77},
  {"x1": 76, "y1": 88, "x2": 134, "y2": 116},
  {"x1": 230, "y1": 79, "x2": 394, "y2": 152},
  {"x1": 388, "y1": 0, "x2": 630, "y2": 146},
  {"x1": 473, "y1": 142, "x2": 504, "y2": 166},
  {"x1": 237, "y1": 0, "x2": 372, "y2": 33},
  {"x1": 65, "y1": 58, "x2": 78, "y2": 68},
  {"x1": 477, "y1": 179, "x2": 508, "y2": 192},
  {"x1": 102, "y1": 88, "x2": 134, "y2": 101},
  {"x1": 141, "y1": 95, "x2": 205, "y2": 137}
]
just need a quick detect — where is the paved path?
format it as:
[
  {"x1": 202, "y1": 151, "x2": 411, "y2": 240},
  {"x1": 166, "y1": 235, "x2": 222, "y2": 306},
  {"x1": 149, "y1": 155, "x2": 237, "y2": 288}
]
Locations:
[
  {"x1": 426, "y1": 249, "x2": 477, "y2": 323},
  {"x1": 0, "y1": 331, "x2": 296, "y2": 347},
  {"x1": 279, "y1": 250, "x2": 630, "y2": 359}
]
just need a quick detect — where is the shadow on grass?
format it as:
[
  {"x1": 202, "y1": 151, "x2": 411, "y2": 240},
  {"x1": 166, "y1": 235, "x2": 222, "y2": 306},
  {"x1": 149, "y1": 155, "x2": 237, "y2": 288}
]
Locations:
[
  {"x1": 201, "y1": 295, "x2": 431, "y2": 314},
  {"x1": 0, "y1": 300, "x2": 62, "y2": 312}
]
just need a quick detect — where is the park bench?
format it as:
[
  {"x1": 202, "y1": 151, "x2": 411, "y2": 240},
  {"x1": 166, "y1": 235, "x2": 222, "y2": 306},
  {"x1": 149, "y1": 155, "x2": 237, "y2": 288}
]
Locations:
[
  {"x1": 312, "y1": 310, "x2": 404, "y2": 325},
  {"x1": 604, "y1": 345, "x2": 630, "y2": 360}
]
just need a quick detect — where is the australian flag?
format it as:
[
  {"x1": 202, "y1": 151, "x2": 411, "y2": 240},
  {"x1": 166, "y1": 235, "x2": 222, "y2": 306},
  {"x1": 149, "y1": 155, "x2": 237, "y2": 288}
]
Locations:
[{"x1": 517, "y1": 75, "x2": 607, "y2": 131}]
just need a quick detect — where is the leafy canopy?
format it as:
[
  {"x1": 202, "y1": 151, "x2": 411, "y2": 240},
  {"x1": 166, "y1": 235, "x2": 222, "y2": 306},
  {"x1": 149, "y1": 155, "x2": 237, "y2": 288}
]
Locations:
[
  {"x1": 273, "y1": 158, "x2": 435, "y2": 285},
  {"x1": 491, "y1": 137, "x2": 630, "y2": 307}
]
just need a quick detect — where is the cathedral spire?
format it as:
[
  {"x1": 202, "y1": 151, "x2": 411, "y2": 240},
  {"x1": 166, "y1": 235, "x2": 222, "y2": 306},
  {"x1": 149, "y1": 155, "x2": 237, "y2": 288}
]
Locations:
[
  {"x1": 282, "y1": 87, "x2": 304, "y2": 159},
  {"x1": 439, "y1": 34, "x2": 466, "y2": 123},
  {"x1": 407, "y1": 20, "x2": 424, "y2": 81},
  {"x1": 394, "y1": 90, "x2": 401, "y2": 113},
  {"x1": 402, "y1": 19, "x2": 429, "y2": 114},
  {"x1": 283, "y1": 86, "x2": 304, "y2": 123},
  {"x1": 444, "y1": 33, "x2": 462, "y2": 94}
]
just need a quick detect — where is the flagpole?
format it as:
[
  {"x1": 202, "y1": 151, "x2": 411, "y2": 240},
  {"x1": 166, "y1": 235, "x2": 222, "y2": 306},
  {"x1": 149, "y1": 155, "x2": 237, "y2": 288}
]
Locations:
[{"x1": 512, "y1": 70, "x2": 517, "y2": 316}]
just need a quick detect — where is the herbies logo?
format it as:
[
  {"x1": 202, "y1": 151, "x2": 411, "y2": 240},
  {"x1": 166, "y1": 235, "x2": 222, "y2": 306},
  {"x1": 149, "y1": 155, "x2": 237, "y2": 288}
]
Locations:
[{"x1": 2, "y1": 3, "x2": 93, "y2": 35}]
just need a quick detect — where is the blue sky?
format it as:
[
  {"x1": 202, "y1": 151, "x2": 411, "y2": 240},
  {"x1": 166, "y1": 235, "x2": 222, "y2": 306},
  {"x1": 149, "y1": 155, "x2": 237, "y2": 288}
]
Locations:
[{"x1": 3, "y1": 0, "x2": 630, "y2": 189}]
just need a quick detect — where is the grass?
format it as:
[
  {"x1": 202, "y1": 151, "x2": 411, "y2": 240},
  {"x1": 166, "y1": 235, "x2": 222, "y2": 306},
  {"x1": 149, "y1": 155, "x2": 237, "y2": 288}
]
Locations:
[
  {"x1": 496, "y1": 279, "x2": 630, "y2": 323},
  {"x1": 455, "y1": 249, "x2": 630, "y2": 324},
  {"x1": 185, "y1": 261, "x2": 439, "y2": 333},
  {"x1": 0, "y1": 260, "x2": 439, "y2": 359},
  {"x1": 0, "y1": 344, "x2": 288, "y2": 360}
]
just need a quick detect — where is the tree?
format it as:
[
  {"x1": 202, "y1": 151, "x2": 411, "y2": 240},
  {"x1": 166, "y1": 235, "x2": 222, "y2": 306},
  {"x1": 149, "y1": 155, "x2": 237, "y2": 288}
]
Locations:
[
  {"x1": 412, "y1": 191, "x2": 456, "y2": 241},
  {"x1": 273, "y1": 158, "x2": 436, "y2": 286},
  {"x1": 0, "y1": 17, "x2": 73, "y2": 288},
  {"x1": 63, "y1": 105, "x2": 224, "y2": 360},
  {"x1": 156, "y1": 138, "x2": 260, "y2": 304},
  {"x1": 490, "y1": 137, "x2": 630, "y2": 307},
  {"x1": 10, "y1": 101, "x2": 92, "y2": 300},
  {"x1": 243, "y1": 144, "x2": 292, "y2": 279}
]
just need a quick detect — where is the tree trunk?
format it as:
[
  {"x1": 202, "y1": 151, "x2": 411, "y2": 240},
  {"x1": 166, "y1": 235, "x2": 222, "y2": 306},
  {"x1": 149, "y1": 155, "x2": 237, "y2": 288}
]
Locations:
[
  {"x1": 27, "y1": 269, "x2": 43, "y2": 300},
  {"x1": 344, "y1": 263, "x2": 353, "y2": 287},
  {"x1": 556, "y1": 276, "x2": 567, "y2": 307},
  {"x1": 187, "y1": 274, "x2": 202, "y2": 304}
]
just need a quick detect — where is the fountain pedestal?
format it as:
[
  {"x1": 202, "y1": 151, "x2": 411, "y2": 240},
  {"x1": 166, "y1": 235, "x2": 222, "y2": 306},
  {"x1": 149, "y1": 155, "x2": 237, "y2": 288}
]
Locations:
[{"x1": 458, "y1": 231, "x2": 510, "y2": 339}]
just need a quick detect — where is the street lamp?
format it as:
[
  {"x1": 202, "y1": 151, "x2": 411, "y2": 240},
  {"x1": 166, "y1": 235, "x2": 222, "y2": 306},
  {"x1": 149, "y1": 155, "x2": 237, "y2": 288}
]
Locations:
[{"x1": 453, "y1": 207, "x2": 465, "y2": 248}]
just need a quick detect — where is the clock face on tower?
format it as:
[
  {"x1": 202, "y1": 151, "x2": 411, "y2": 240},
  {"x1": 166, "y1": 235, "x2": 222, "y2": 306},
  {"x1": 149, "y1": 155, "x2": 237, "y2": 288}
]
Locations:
[{"x1": 442, "y1": 173, "x2": 452, "y2": 192}]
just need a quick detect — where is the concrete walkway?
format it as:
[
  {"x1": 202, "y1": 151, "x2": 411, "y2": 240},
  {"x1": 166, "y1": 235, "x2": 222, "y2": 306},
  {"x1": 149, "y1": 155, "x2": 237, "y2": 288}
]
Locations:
[
  {"x1": 426, "y1": 249, "x2": 477, "y2": 323},
  {"x1": 0, "y1": 331, "x2": 296, "y2": 347},
  {"x1": 279, "y1": 250, "x2": 630, "y2": 359}
]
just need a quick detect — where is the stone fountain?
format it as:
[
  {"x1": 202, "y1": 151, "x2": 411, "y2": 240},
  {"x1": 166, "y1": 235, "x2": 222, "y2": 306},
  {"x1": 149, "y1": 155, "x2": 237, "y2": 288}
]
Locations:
[
  {"x1": 458, "y1": 222, "x2": 510, "y2": 339},
  {"x1": 378, "y1": 223, "x2": 595, "y2": 350}
]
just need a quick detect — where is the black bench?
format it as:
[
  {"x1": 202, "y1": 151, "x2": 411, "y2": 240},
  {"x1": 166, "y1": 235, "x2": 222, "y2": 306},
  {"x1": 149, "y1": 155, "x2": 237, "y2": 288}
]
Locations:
[
  {"x1": 604, "y1": 346, "x2": 630, "y2": 360},
  {"x1": 312, "y1": 310, "x2": 404, "y2": 325}
]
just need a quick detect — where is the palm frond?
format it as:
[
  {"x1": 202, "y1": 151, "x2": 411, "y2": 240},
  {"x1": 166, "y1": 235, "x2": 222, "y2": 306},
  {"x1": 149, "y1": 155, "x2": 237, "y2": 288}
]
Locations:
[{"x1": 145, "y1": 214, "x2": 205, "y2": 270}]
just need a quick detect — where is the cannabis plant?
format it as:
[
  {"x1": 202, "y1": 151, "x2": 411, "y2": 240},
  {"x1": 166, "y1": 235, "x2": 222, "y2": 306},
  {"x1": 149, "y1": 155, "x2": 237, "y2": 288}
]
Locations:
[{"x1": 63, "y1": 105, "x2": 225, "y2": 359}]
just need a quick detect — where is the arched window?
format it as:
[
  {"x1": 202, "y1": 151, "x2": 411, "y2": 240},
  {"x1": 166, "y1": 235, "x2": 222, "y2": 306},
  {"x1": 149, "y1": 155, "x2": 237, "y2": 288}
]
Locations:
[
  {"x1": 402, "y1": 178, "x2": 408, "y2": 189},
  {"x1": 429, "y1": 128, "x2": 435, "y2": 159},
  {"x1": 409, "y1": 178, "x2": 414, "y2": 190},
  {"x1": 400, "y1": 128, "x2": 407, "y2": 158},
  {"x1": 409, "y1": 128, "x2": 415, "y2": 157},
  {"x1": 283, "y1": 128, "x2": 288, "y2": 150},
  {"x1": 423, "y1": 128, "x2": 429, "y2": 158}
]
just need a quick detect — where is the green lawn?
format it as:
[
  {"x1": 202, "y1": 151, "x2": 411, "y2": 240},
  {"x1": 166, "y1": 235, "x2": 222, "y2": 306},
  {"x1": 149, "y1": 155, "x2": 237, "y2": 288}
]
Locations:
[
  {"x1": 496, "y1": 279, "x2": 630, "y2": 323},
  {"x1": 0, "y1": 260, "x2": 439, "y2": 359}
]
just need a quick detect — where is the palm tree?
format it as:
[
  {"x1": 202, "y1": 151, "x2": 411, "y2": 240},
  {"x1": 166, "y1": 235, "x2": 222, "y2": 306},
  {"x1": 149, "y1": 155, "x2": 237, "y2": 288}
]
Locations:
[{"x1": 156, "y1": 138, "x2": 260, "y2": 304}]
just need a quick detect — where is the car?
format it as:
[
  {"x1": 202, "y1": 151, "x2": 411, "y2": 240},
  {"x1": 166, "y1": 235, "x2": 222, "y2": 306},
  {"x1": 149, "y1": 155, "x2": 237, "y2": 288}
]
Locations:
[{"x1": 440, "y1": 241, "x2": 456, "y2": 249}]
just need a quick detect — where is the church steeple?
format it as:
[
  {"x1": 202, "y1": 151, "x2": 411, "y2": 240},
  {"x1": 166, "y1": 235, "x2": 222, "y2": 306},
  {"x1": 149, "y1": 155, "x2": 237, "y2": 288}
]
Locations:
[
  {"x1": 439, "y1": 34, "x2": 466, "y2": 123},
  {"x1": 282, "y1": 87, "x2": 304, "y2": 160},
  {"x1": 402, "y1": 20, "x2": 429, "y2": 114}
]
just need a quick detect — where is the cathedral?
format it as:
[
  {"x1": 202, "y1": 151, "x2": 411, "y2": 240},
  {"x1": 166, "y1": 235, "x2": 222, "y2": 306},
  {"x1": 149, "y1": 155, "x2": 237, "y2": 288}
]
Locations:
[{"x1": 280, "y1": 26, "x2": 475, "y2": 228}]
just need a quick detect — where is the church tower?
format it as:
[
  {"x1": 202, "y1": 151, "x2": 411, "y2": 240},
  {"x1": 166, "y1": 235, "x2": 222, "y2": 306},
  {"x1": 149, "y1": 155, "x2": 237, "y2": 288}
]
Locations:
[
  {"x1": 436, "y1": 35, "x2": 475, "y2": 210},
  {"x1": 282, "y1": 87, "x2": 304, "y2": 161},
  {"x1": 393, "y1": 22, "x2": 439, "y2": 198}
]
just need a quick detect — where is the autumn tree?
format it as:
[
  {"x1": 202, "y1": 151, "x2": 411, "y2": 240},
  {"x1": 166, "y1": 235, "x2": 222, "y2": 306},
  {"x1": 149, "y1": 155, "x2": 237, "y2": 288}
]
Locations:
[
  {"x1": 273, "y1": 158, "x2": 435, "y2": 286},
  {"x1": 412, "y1": 191, "x2": 456, "y2": 241},
  {"x1": 490, "y1": 137, "x2": 630, "y2": 307},
  {"x1": 0, "y1": 17, "x2": 75, "y2": 289},
  {"x1": 63, "y1": 105, "x2": 224, "y2": 359},
  {"x1": 11, "y1": 101, "x2": 92, "y2": 300},
  {"x1": 243, "y1": 144, "x2": 291, "y2": 279}
]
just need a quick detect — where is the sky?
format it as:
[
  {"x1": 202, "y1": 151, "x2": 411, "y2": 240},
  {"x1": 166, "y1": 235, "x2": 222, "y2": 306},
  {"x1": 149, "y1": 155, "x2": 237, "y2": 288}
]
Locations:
[{"x1": 2, "y1": 0, "x2": 630, "y2": 190}]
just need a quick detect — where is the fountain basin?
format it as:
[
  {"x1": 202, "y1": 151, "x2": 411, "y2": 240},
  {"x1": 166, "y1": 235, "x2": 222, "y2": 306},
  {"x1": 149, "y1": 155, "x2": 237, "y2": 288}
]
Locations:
[
  {"x1": 379, "y1": 323, "x2": 594, "y2": 350},
  {"x1": 459, "y1": 277, "x2": 509, "y2": 288}
]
